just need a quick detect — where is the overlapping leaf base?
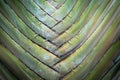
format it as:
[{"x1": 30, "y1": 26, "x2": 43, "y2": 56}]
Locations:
[{"x1": 0, "y1": 0, "x2": 120, "y2": 80}]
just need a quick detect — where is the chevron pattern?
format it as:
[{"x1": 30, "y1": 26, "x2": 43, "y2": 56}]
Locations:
[{"x1": 0, "y1": 0, "x2": 120, "y2": 80}]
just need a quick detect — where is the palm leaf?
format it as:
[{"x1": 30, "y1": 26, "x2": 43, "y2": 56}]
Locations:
[{"x1": 0, "y1": 0, "x2": 120, "y2": 80}]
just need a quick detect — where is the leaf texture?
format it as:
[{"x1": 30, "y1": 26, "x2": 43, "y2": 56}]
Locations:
[{"x1": 0, "y1": 0, "x2": 120, "y2": 80}]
